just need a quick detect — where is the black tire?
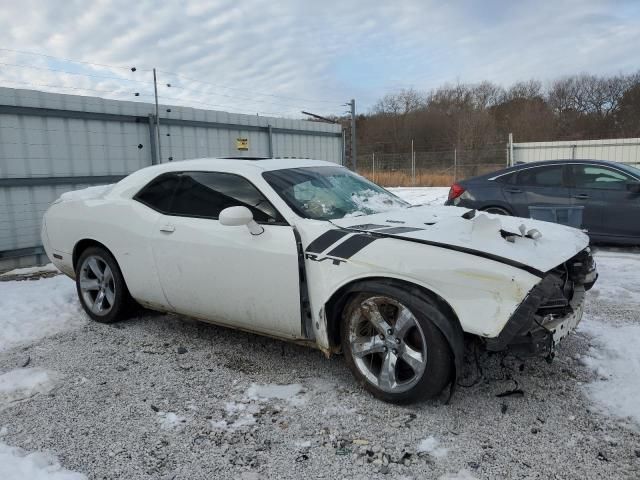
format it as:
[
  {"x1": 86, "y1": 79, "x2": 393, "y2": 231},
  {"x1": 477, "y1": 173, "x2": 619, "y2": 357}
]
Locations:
[
  {"x1": 75, "y1": 246, "x2": 134, "y2": 323},
  {"x1": 341, "y1": 282, "x2": 453, "y2": 404},
  {"x1": 482, "y1": 206, "x2": 511, "y2": 215}
]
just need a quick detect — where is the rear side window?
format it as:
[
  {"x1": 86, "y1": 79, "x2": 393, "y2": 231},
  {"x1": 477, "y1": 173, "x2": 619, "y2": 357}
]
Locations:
[
  {"x1": 170, "y1": 172, "x2": 283, "y2": 223},
  {"x1": 516, "y1": 165, "x2": 564, "y2": 187},
  {"x1": 134, "y1": 173, "x2": 179, "y2": 213},
  {"x1": 571, "y1": 165, "x2": 633, "y2": 190}
]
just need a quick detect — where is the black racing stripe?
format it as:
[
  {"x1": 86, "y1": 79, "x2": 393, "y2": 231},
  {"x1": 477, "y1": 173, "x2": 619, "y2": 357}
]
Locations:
[
  {"x1": 347, "y1": 223, "x2": 388, "y2": 231},
  {"x1": 373, "y1": 226, "x2": 424, "y2": 235},
  {"x1": 326, "y1": 234, "x2": 377, "y2": 259},
  {"x1": 305, "y1": 229, "x2": 350, "y2": 254}
]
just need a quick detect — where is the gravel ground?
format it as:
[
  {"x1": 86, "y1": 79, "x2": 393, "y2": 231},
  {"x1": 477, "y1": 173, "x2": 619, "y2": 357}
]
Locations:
[{"x1": 1, "y1": 251, "x2": 640, "y2": 479}]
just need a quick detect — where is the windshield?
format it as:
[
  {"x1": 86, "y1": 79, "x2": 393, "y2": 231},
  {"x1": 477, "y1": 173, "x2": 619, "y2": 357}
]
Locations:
[{"x1": 262, "y1": 166, "x2": 409, "y2": 220}]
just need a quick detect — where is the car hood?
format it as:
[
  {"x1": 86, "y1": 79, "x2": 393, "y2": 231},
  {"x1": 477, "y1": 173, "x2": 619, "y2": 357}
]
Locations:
[{"x1": 331, "y1": 205, "x2": 589, "y2": 274}]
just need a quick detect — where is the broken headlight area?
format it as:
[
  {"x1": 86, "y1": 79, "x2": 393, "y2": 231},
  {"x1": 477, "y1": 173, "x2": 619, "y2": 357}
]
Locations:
[{"x1": 485, "y1": 248, "x2": 597, "y2": 357}]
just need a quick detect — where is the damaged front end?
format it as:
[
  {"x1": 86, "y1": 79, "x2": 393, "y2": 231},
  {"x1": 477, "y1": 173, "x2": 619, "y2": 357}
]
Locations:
[{"x1": 485, "y1": 248, "x2": 597, "y2": 357}]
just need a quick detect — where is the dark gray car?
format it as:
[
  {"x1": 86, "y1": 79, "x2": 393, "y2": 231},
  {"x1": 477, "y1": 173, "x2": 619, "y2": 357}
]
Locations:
[{"x1": 444, "y1": 159, "x2": 640, "y2": 245}]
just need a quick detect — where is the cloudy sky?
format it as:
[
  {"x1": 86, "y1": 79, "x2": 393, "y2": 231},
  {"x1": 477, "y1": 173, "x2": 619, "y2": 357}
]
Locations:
[{"x1": 0, "y1": 0, "x2": 638, "y2": 118}]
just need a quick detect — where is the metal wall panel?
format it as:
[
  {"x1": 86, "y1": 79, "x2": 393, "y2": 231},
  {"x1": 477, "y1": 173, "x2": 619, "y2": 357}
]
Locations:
[
  {"x1": 0, "y1": 87, "x2": 342, "y2": 271},
  {"x1": 513, "y1": 138, "x2": 640, "y2": 166}
]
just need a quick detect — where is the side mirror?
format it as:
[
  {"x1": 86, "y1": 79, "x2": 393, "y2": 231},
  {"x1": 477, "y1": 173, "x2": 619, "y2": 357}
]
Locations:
[
  {"x1": 627, "y1": 182, "x2": 640, "y2": 194},
  {"x1": 219, "y1": 206, "x2": 264, "y2": 235}
]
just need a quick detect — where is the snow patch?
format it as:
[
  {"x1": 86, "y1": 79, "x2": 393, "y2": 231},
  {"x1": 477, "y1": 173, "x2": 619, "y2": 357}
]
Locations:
[
  {"x1": 59, "y1": 184, "x2": 113, "y2": 202},
  {"x1": 0, "y1": 442, "x2": 86, "y2": 480},
  {"x1": 0, "y1": 368, "x2": 60, "y2": 407},
  {"x1": 389, "y1": 187, "x2": 450, "y2": 206},
  {"x1": 157, "y1": 412, "x2": 186, "y2": 430},
  {"x1": 580, "y1": 318, "x2": 640, "y2": 427},
  {"x1": 589, "y1": 250, "x2": 640, "y2": 307},
  {"x1": 416, "y1": 435, "x2": 448, "y2": 458},
  {"x1": 0, "y1": 263, "x2": 59, "y2": 277},
  {"x1": 0, "y1": 276, "x2": 86, "y2": 352},
  {"x1": 245, "y1": 383, "x2": 306, "y2": 406}
]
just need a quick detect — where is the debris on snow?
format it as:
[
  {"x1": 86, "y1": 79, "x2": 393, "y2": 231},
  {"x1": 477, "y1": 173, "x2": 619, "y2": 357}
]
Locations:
[
  {"x1": 416, "y1": 435, "x2": 448, "y2": 458},
  {"x1": 0, "y1": 442, "x2": 87, "y2": 480},
  {"x1": 0, "y1": 368, "x2": 61, "y2": 407}
]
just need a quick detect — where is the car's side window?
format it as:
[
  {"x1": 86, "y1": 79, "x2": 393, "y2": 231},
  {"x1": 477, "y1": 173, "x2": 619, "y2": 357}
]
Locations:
[
  {"x1": 495, "y1": 172, "x2": 516, "y2": 184},
  {"x1": 516, "y1": 165, "x2": 564, "y2": 187},
  {"x1": 571, "y1": 165, "x2": 633, "y2": 191},
  {"x1": 134, "y1": 173, "x2": 180, "y2": 213},
  {"x1": 169, "y1": 171, "x2": 284, "y2": 223}
]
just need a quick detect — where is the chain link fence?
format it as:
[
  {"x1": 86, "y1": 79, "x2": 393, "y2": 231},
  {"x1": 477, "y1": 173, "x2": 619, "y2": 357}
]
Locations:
[{"x1": 355, "y1": 144, "x2": 509, "y2": 187}]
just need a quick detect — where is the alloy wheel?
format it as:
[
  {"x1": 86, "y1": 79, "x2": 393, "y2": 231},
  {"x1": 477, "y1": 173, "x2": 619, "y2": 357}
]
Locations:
[
  {"x1": 79, "y1": 255, "x2": 116, "y2": 316},
  {"x1": 347, "y1": 296, "x2": 427, "y2": 393}
]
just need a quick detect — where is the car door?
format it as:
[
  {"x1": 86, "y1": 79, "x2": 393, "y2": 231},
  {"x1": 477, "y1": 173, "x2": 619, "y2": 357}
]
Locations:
[
  {"x1": 149, "y1": 171, "x2": 303, "y2": 338},
  {"x1": 504, "y1": 164, "x2": 570, "y2": 218},
  {"x1": 568, "y1": 164, "x2": 640, "y2": 239}
]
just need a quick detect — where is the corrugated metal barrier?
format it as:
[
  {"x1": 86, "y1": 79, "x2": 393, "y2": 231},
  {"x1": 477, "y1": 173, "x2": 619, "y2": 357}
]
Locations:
[{"x1": 0, "y1": 87, "x2": 343, "y2": 271}]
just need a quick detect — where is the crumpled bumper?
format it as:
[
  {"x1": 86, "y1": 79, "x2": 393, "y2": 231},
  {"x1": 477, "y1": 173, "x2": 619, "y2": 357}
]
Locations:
[{"x1": 485, "y1": 248, "x2": 597, "y2": 356}]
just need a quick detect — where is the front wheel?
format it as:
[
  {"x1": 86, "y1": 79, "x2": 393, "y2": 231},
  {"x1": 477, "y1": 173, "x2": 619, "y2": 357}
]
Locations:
[
  {"x1": 341, "y1": 283, "x2": 453, "y2": 403},
  {"x1": 75, "y1": 246, "x2": 133, "y2": 323}
]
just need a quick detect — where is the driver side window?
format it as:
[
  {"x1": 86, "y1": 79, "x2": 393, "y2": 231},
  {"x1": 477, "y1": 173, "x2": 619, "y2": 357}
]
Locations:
[{"x1": 135, "y1": 171, "x2": 284, "y2": 224}]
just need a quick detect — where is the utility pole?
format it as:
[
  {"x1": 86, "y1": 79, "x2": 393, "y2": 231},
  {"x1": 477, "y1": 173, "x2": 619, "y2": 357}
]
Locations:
[
  {"x1": 153, "y1": 68, "x2": 163, "y2": 162},
  {"x1": 349, "y1": 99, "x2": 357, "y2": 170}
]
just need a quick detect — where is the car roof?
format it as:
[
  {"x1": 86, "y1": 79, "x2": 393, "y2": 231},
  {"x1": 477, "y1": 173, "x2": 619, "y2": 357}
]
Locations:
[
  {"x1": 463, "y1": 159, "x2": 640, "y2": 183},
  {"x1": 108, "y1": 157, "x2": 343, "y2": 198}
]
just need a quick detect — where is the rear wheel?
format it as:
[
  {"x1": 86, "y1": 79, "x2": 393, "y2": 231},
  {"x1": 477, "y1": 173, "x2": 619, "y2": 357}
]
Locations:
[
  {"x1": 341, "y1": 283, "x2": 453, "y2": 403},
  {"x1": 482, "y1": 206, "x2": 510, "y2": 215},
  {"x1": 75, "y1": 246, "x2": 133, "y2": 323}
]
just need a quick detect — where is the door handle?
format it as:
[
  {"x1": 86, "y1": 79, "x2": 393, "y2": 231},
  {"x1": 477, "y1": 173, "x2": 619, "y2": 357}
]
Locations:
[
  {"x1": 573, "y1": 194, "x2": 590, "y2": 199},
  {"x1": 159, "y1": 224, "x2": 175, "y2": 233},
  {"x1": 504, "y1": 188, "x2": 522, "y2": 193}
]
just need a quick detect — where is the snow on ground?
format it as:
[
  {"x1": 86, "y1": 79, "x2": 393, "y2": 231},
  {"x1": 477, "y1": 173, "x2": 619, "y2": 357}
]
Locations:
[
  {"x1": 0, "y1": 275, "x2": 85, "y2": 352},
  {"x1": 388, "y1": 186, "x2": 450, "y2": 206},
  {"x1": 577, "y1": 248, "x2": 640, "y2": 428},
  {"x1": 0, "y1": 263, "x2": 59, "y2": 277},
  {"x1": 157, "y1": 411, "x2": 187, "y2": 430},
  {"x1": 0, "y1": 368, "x2": 60, "y2": 408},
  {"x1": 0, "y1": 442, "x2": 86, "y2": 480},
  {"x1": 588, "y1": 249, "x2": 640, "y2": 307},
  {"x1": 580, "y1": 321, "x2": 640, "y2": 426},
  {"x1": 245, "y1": 383, "x2": 305, "y2": 405},
  {"x1": 417, "y1": 435, "x2": 449, "y2": 458}
]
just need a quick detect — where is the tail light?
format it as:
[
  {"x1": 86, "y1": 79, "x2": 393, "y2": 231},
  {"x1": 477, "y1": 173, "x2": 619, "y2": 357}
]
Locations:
[{"x1": 448, "y1": 183, "x2": 465, "y2": 201}]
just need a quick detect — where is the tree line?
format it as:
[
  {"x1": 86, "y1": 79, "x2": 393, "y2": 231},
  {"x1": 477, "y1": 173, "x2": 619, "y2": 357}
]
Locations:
[{"x1": 355, "y1": 72, "x2": 640, "y2": 154}]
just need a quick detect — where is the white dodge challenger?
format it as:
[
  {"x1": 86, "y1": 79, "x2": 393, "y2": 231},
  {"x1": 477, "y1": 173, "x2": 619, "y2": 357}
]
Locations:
[{"x1": 42, "y1": 158, "x2": 597, "y2": 403}]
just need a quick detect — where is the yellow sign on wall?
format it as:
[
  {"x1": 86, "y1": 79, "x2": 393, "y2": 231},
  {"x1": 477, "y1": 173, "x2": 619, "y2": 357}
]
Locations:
[{"x1": 236, "y1": 138, "x2": 249, "y2": 151}]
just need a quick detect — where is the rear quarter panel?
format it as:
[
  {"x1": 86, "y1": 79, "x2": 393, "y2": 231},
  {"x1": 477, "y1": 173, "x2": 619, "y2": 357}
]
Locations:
[{"x1": 43, "y1": 198, "x2": 170, "y2": 309}]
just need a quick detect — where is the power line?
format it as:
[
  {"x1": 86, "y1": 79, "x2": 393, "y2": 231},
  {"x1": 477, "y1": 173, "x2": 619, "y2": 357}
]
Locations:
[
  {"x1": 0, "y1": 61, "x2": 153, "y2": 84},
  {"x1": 0, "y1": 47, "x2": 152, "y2": 72}
]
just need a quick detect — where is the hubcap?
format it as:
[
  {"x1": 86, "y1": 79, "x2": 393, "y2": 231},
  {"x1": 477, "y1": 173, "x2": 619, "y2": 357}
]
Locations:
[
  {"x1": 79, "y1": 255, "x2": 115, "y2": 316},
  {"x1": 348, "y1": 296, "x2": 427, "y2": 393}
]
